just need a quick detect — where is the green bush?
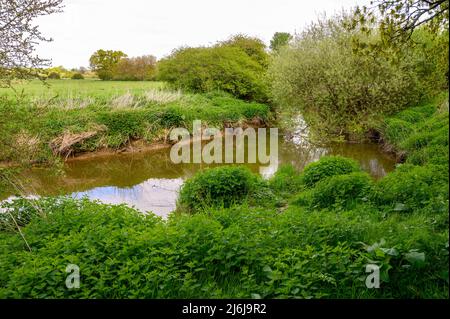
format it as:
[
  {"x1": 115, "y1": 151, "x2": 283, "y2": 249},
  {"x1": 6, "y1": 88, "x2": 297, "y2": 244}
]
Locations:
[
  {"x1": 372, "y1": 164, "x2": 449, "y2": 212},
  {"x1": 301, "y1": 156, "x2": 361, "y2": 187},
  {"x1": 295, "y1": 172, "x2": 373, "y2": 209},
  {"x1": 177, "y1": 166, "x2": 259, "y2": 212},
  {"x1": 71, "y1": 73, "x2": 84, "y2": 80},
  {"x1": 157, "y1": 45, "x2": 268, "y2": 102}
]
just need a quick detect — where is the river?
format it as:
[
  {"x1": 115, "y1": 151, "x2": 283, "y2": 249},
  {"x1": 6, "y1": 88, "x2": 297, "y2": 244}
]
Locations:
[{"x1": 1, "y1": 132, "x2": 396, "y2": 217}]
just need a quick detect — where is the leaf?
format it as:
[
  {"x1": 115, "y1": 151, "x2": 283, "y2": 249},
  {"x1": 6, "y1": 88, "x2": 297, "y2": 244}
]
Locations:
[{"x1": 251, "y1": 293, "x2": 262, "y2": 299}]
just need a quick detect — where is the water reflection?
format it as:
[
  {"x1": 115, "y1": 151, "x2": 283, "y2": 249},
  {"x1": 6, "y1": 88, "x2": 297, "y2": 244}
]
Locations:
[{"x1": 2, "y1": 134, "x2": 396, "y2": 217}]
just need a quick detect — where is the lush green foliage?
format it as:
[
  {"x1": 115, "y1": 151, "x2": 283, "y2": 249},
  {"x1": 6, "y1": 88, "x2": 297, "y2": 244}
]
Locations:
[
  {"x1": 157, "y1": 35, "x2": 269, "y2": 102},
  {"x1": 1, "y1": 96, "x2": 447, "y2": 299},
  {"x1": 177, "y1": 166, "x2": 261, "y2": 212},
  {"x1": 296, "y1": 172, "x2": 373, "y2": 210},
  {"x1": 269, "y1": 13, "x2": 448, "y2": 139},
  {"x1": 301, "y1": 156, "x2": 361, "y2": 187}
]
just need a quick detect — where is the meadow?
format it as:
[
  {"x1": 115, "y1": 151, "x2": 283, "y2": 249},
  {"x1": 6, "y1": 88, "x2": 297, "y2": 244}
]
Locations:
[{"x1": 1, "y1": 79, "x2": 165, "y2": 99}]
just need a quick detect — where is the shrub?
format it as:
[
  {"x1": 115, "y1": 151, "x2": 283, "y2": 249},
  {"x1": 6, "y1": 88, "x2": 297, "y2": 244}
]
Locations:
[
  {"x1": 177, "y1": 166, "x2": 259, "y2": 212},
  {"x1": 301, "y1": 156, "x2": 361, "y2": 187},
  {"x1": 157, "y1": 45, "x2": 268, "y2": 102},
  {"x1": 372, "y1": 164, "x2": 449, "y2": 212},
  {"x1": 71, "y1": 73, "x2": 84, "y2": 80},
  {"x1": 295, "y1": 172, "x2": 373, "y2": 209},
  {"x1": 47, "y1": 72, "x2": 61, "y2": 79}
]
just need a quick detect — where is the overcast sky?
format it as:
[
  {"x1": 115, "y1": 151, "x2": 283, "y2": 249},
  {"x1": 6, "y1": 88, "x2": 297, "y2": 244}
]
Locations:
[{"x1": 35, "y1": 0, "x2": 368, "y2": 69}]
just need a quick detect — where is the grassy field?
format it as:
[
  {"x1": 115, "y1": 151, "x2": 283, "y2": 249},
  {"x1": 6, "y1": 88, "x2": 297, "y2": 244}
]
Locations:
[
  {"x1": 0, "y1": 79, "x2": 166, "y2": 99},
  {"x1": 0, "y1": 80, "x2": 271, "y2": 165}
]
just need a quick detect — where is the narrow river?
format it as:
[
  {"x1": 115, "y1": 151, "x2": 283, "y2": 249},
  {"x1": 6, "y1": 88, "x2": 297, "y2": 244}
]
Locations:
[{"x1": 1, "y1": 133, "x2": 396, "y2": 217}]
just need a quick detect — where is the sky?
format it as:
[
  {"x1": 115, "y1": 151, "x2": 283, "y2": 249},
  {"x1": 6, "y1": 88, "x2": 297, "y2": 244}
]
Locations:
[{"x1": 35, "y1": 0, "x2": 368, "y2": 69}]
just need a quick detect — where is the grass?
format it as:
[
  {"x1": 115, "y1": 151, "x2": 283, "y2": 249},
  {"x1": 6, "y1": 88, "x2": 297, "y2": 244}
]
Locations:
[
  {"x1": 0, "y1": 79, "x2": 166, "y2": 99},
  {"x1": 0, "y1": 80, "x2": 271, "y2": 165}
]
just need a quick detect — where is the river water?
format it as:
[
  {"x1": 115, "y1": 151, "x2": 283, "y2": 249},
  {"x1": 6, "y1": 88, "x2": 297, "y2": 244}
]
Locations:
[{"x1": 1, "y1": 132, "x2": 396, "y2": 217}]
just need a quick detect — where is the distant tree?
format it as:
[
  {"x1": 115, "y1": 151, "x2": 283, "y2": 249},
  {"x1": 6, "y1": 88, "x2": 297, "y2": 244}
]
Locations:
[
  {"x1": 219, "y1": 34, "x2": 269, "y2": 67},
  {"x1": 270, "y1": 32, "x2": 293, "y2": 52},
  {"x1": 47, "y1": 71, "x2": 61, "y2": 79},
  {"x1": 114, "y1": 55, "x2": 157, "y2": 81},
  {"x1": 89, "y1": 49, "x2": 127, "y2": 80},
  {"x1": 0, "y1": 0, "x2": 64, "y2": 87},
  {"x1": 71, "y1": 72, "x2": 84, "y2": 80},
  {"x1": 158, "y1": 45, "x2": 268, "y2": 101}
]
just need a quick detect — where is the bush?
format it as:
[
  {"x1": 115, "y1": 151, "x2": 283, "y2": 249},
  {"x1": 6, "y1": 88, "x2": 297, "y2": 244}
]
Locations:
[
  {"x1": 47, "y1": 72, "x2": 61, "y2": 79},
  {"x1": 177, "y1": 166, "x2": 260, "y2": 212},
  {"x1": 157, "y1": 44, "x2": 268, "y2": 102},
  {"x1": 295, "y1": 172, "x2": 373, "y2": 209},
  {"x1": 71, "y1": 73, "x2": 84, "y2": 80},
  {"x1": 301, "y1": 156, "x2": 361, "y2": 187},
  {"x1": 372, "y1": 164, "x2": 449, "y2": 212}
]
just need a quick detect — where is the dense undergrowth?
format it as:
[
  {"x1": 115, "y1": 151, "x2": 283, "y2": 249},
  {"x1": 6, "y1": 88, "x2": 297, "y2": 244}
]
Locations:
[
  {"x1": 0, "y1": 94, "x2": 447, "y2": 298},
  {"x1": 0, "y1": 89, "x2": 270, "y2": 165}
]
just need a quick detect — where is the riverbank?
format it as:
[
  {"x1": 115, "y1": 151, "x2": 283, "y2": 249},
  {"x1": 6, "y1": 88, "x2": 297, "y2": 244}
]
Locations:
[
  {"x1": 0, "y1": 92, "x2": 447, "y2": 298},
  {"x1": 0, "y1": 82, "x2": 271, "y2": 166}
]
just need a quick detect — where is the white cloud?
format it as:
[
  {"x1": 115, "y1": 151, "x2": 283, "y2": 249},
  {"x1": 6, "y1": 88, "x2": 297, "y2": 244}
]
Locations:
[{"x1": 35, "y1": 0, "x2": 368, "y2": 69}]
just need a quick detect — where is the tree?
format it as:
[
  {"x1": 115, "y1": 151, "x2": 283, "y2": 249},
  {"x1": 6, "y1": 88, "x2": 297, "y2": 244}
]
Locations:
[
  {"x1": 270, "y1": 32, "x2": 293, "y2": 52},
  {"x1": 113, "y1": 55, "x2": 157, "y2": 81},
  {"x1": 89, "y1": 49, "x2": 127, "y2": 80},
  {"x1": 157, "y1": 45, "x2": 268, "y2": 101},
  {"x1": 218, "y1": 34, "x2": 269, "y2": 68},
  {"x1": 353, "y1": 0, "x2": 449, "y2": 42},
  {"x1": 0, "y1": 0, "x2": 63, "y2": 87},
  {"x1": 269, "y1": 13, "x2": 430, "y2": 138}
]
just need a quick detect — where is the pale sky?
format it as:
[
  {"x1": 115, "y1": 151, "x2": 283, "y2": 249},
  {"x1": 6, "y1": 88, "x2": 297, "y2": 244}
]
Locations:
[{"x1": 35, "y1": 0, "x2": 368, "y2": 69}]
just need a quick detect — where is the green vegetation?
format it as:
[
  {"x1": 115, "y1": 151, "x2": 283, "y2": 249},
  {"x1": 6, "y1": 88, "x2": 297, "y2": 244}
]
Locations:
[
  {"x1": 0, "y1": 95, "x2": 447, "y2": 299},
  {"x1": 0, "y1": 80, "x2": 270, "y2": 164},
  {"x1": 301, "y1": 156, "x2": 361, "y2": 187},
  {"x1": 89, "y1": 49, "x2": 127, "y2": 81},
  {"x1": 177, "y1": 166, "x2": 261, "y2": 213},
  {"x1": 157, "y1": 35, "x2": 269, "y2": 102},
  {"x1": 0, "y1": 0, "x2": 448, "y2": 301},
  {"x1": 269, "y1": 13, "x2": 448, "y2": 139}
]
